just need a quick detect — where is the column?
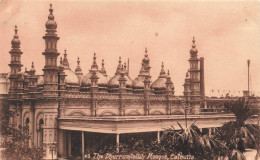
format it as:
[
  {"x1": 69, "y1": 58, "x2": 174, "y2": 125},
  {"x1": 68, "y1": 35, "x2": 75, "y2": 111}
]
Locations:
[
  {"x1": 58, "y1": 130, "x2": 64, "y2": 157},
  {"x1": 68, "y1": 131, "x2": 71, "y2": 157},
  {"x1": 209, "y1": 128, "x2": 212, "y2": 136},
  {"x1": 157, "y1": 131, "x2": 160, "y2": 143},
  {"x1": 116, "y1": 133, "x2": 120, "y2": 153},
  {"x1": 82, "y1": 131, "x2": 85, "y2": 160}
]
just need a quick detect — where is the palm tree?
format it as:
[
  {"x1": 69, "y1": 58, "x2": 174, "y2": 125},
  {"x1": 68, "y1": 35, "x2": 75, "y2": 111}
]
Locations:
[
  {"x1": 160, "y1": 121, "x2": 229, "y2": 159},
  {"x1": 217, "y1": 98, "x2": 260, "y2": 159}
]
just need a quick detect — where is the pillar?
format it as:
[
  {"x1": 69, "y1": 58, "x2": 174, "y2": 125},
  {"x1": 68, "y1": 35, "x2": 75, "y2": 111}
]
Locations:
[
  {"x1": 67, "y1": 131, "x2": 71, "y2": 157},
  {"x1": 58, "y1": 130, "x2": 64, "y2": 157},
  {"x1": 157, "y1": 131, "x2": 160, "y2": 143},
  {"x1": 82, "y1": 131, "x2": 85, "y2": 160},
  {"x1": 116, "y1": 133, "x2": 120, "y2": 153}
]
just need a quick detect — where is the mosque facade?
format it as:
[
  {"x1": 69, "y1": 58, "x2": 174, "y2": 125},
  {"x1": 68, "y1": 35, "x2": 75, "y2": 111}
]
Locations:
[{"x1": 1, "y1": 4, "x2": 251, "y2": 160}]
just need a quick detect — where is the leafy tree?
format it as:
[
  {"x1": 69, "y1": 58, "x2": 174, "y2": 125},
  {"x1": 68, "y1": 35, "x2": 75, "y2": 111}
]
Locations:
[{"x1": 0, "y1": 102, "x2": 45, "y2": 160}]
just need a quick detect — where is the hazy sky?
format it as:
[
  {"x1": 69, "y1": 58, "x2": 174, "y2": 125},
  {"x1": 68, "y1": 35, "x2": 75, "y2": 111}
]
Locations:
[{"x1": 0, "y1": 0, "x2": 259, "y2": 96}]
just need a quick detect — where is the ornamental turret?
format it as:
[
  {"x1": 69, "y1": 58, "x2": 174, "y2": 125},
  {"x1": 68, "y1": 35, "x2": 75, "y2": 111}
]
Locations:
[
  {"x1": 9, "y1": 25, "x2": 23, "y2": 95},
  {"x1": 62, "y1": 50, "x2": 69, "y2": 69},
  {"x1": 75, "y1": 57, "x2": 83, "y2": 80},
  {"x1": 42, "y1": 4, "x2": 60, "y2": 97},
  {"x1": 166, "y1": 70, "x2": 174, "y2": 95},
  {"x1": 28, "y1": 62, "x2": 38, "y2": 93},
  {"x1": 100, "y1": 59, "x2": 107, "y2": 76}
]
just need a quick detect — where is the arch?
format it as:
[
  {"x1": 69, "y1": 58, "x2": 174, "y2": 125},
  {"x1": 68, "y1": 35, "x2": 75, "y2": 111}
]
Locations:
[
  {"x1": 23, "y1": 111, "x2": 30, "y2": 126},
  {"x1": 126, "y1": 110, "x2": 141, "y2": 116},
  {"x1": 150, "y1": 110, "x2": 164, "y2": 115},
  {"x1": 67, "y1": 110, "x2": 87, "y2": 116},
  {"x1": 99, "y1": 110, "x2": 116, "y2": 116}
]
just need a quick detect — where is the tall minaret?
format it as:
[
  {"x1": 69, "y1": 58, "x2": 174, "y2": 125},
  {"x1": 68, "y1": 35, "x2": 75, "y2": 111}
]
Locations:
[
  {"x1": 188, "y1": 37, "x2": 201, "y2": 100},
  {"x1": 9, "y1": 25, "x2": 23, "y2": 95},
  {"x1": 42, "y1": 4, "x2": 60, "y2": 96}
]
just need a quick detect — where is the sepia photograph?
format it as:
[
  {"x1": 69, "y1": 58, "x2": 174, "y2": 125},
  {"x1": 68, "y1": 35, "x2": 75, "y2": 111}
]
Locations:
[{"x1": 0, "y1": 0, "x2": 259, "y2": 159}]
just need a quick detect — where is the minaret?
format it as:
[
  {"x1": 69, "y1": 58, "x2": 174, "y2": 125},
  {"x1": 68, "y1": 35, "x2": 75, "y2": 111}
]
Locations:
[
  {"x1": 9, "y1": 25, "x2": 23, "y2": 95},
  {"x1": 188, "y1": 37, "x2": 200, "y2": 100},
  {"x1": 75, "y1": 57, "x2": 83, "y2": 80},
  {"x1": 42, "y1": 4, "x2": 60, "y2": 97}
]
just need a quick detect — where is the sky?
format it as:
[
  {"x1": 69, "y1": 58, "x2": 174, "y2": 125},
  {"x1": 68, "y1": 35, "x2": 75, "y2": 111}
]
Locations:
[{"x1": 0, "y1": 0, "x2": 259, "y2": 96}]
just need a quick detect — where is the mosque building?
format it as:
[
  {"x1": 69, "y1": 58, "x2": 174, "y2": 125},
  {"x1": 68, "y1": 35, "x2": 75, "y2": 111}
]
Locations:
[{"x1": 1, "y1": 4, "x2": 256, "y2": 160}]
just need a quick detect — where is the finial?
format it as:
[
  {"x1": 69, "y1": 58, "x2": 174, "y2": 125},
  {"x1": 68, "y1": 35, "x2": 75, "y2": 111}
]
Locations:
[
  {"x1": 124, "y1": 62, "x2": 127, "y2": 71},
  {"x1": 102, "y1": 59, "x2": 104, "y2": 66},
  {"x1": 93, "y1": 53, "x2": 96, "y2": 60},
  {"x1": 119, "y1": 57, "x2": 121, "y2": 63},
  {"x1": 145, "y1": 47, "x2": 148, "y2": 54},
  {"x1": 192, "y1": 36, "x2": 196, "y2": 48},
  {"x1": 49, "y1": 3, "x2": 53, "y2": 14},
  {"x1": 167, "y1": 70, "x2": 170, "y2": 76},
  {"x1": 31, "y1": 62, "x2": 34, "y2": 68},
  {"x1": 25, "y1": 67, "x2": 27, "y2": 72},
  {"x1": 161, "y1": 62, "x2": 164, "y2": 68},
  {"x1": 64, "y1": 49, "x2": 67, "y2": 57},
  {"x1": 77, "y1": 57, "x2": 80, "y2": 65},
  {"x1": 60, "y1": 57, "x2": 63, "y2": 65},
  {"x1": 14, "y1": 25, "x2": 18, "y2": 35}
]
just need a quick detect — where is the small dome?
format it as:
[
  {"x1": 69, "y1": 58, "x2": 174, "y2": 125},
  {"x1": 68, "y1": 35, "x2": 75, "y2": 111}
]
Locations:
[
  {"x1": 64, "y1": 69, "x2": 79, "y2": 85},
  {"x1": 108, "y1": 74, "x2": 132, "y2": 88},
  {"x1": 37, "y1": 75, "x2": 44, "y2": 86},
  {"x1": 132, "y1": 76, "x2": 145, "y2": 88},
  {"x1": 11, "y1": 26, "x2": 20, "y2": 48},
  {"x1": 81, "y1": 71, "x2": 108, "y2": 87},
  {"x1": 151, "y1": 77, "x2": 167, "y2": 89},
  {"x1": 45, "y1": 4, "x2": 57, "y2": 30},
  {"x1": 46, "y1": 20, "x2": 57, "y2": 30},
  {"x1": 151, "y1": 62, "x2": 167, "y2": 90},
  {"x1": 11, "y1": 38, "x2": 21, "y2": 47},
  {"x1": 190, "y1": 37, "x2": 198, "y2": 56}
]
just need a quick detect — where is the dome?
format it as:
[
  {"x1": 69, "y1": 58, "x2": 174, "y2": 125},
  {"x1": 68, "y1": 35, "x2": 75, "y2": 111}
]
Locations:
[
  {"x1": 151, "y1": 77, "x2": 167, "y2": 89},
  {"x1": 11, "y1": 26, "x2": 20, "y2": 48},
  {"x1": 11, "y1": 38, "x2": 21, "y2": 47},
  {"x1": 151, "y1": 62, "x2": 167, "y2": 90},
  {"x1": 108, "y1": 74, "x2": 132, "y2": 88},
  {"x1": 46, "y1": 20, "x2": 57, "y2": 30},
  {"x1": 37, "y1": 75, "x2": 44, "y2": 86},
  {"x1": 190, "y1": 37, "x2": 198, "y2": 56},
  {"x1": 132, "y1": 76, "x2": 145, "y2": 88},
  {"x1": 45, "y1": 4, "x2": 57, "y2": 30},
  {"x1": 81, "y1": 71, "x2": 108, "y2": 87},
  {"x1": 64, "y1": 68, "x2": 79, "y2": 85}
]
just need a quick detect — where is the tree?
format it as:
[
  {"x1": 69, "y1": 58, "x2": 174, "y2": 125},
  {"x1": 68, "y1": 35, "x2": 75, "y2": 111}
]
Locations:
[
  {"x1": 0, "y1": 102, "x2": 45, "y2": 160},
  {"x1": 217, "y1": 98, "x2": 260, "y2": 159},
  {"x1": 160, "y1": 122, "x2": 229, "y2": 159}
]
